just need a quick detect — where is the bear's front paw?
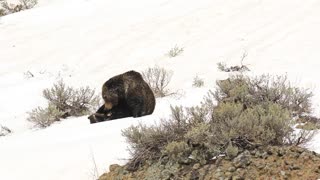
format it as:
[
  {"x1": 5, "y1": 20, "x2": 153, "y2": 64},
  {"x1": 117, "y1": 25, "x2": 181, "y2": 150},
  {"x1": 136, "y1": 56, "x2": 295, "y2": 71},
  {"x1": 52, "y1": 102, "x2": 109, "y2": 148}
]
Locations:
[{"x1": 88, "y1": 113, "x2": 110, "y2": 124}]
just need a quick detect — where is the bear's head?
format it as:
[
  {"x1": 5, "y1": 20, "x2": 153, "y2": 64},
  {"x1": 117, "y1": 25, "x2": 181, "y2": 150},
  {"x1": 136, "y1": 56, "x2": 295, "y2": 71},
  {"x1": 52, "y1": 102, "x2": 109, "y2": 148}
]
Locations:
[{"x1": 102, "y1": 78, "x2": 124, "y2": 110}]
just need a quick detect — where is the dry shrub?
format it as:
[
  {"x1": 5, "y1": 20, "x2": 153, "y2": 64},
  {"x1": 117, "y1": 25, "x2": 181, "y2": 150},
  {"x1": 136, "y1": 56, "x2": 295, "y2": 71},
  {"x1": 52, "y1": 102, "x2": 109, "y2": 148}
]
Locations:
[
  {"x1": 192, "y1": 75, "x2": 204, "y2": 88},
  {"x1": 217, "y1": 53, "x2": 250, "y2": 73},
  {"x1": 27, "y1": 104, "x2": 64, "y2": 128},
  {"x1": 168, "y1": 45, "x2": 184, "y2": 58},
  {"x1": 142, "y1": 66, "x2": 174, "y2": 98},
  {"x1": 0, "y1": 0, "x2": 37, "y2": 16},
  {"x1": 43, "y1": 80, "x2": 100, "y2": 117},
  {"x1": 122, "y1": 74, "x2": 317, "y2": 170},
  {"x1": 28, "y1": 80, "x2": 100, "y2": 128},
  {"x1": 214, "y1": 75, "x2": 313, "y2": 117},
  {"x1": 0, "y1": 125, "x2": 12, "y2": 137},
  {"x1": 19, "y1": 0, "x2": 37, "y2": 9}
]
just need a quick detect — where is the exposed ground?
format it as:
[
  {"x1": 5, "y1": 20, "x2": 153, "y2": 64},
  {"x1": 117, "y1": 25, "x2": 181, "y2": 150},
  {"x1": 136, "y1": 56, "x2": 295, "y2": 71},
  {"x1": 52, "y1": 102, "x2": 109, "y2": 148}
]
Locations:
[{"x1": 100, "y1": 146, "x2": 320, "y2": 180}]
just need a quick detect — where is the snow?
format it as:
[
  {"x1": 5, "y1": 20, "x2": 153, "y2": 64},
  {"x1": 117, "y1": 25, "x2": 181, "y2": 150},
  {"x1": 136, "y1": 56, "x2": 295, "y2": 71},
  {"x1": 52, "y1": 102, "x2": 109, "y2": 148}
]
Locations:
[{"x1": 0, "y1": 0, "x2": 320, "y2": 179}]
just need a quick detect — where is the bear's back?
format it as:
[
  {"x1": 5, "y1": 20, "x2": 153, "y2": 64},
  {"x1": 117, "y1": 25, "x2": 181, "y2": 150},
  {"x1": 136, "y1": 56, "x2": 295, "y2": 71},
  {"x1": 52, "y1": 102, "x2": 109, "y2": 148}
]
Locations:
[{"x1": 122, "y1": 70, "x2": 156, "y2": 114}]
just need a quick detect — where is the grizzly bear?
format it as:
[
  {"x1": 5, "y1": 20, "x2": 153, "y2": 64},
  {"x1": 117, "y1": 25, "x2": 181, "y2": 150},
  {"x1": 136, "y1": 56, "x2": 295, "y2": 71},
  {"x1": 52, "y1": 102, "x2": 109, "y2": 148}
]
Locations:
[{"x1": 88, "y1": 70, "x2": 156, "y2": 123}]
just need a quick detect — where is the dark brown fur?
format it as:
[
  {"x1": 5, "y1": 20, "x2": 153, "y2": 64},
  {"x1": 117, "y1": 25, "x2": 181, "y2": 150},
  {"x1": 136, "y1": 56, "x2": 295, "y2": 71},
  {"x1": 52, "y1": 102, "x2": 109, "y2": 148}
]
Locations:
[{"x1": 89, "y1": 70, "x2": 155, "y2": 123}]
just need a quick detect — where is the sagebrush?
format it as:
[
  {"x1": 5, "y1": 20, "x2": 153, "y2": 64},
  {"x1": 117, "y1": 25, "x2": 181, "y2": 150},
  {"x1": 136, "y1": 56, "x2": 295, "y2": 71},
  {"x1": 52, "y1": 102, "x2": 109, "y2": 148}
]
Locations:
[
  {"x1": 43, "y1": 80, "x2": 100, "y2": 117},
  {"x1": 0, "y1": 125, "x2": 11, "y2": 136},
  {"x1": 217, "y1": 53, "x2": 250, "y2": 73},
  {"x1": 27, "y1": 104, "x2": 64, "y2": 128},
  {"x1": 0, "y1": 0, "x2": 37, "y2": 17},
  {"x1": 192, "y1": 75, "x2": 204, "y2": 88},
  {"x1": 168, "y1": 45, "x2": 184, "y2": 58},
  {"x1": 122, "y1": 74, "x2": 316, "y2": 171},
  {"x1": 142, "y1": 66, "x2": 174, "y2": 98},
  {"x1": 28, "y1": 80, "x2": 100, "y2": 128}
]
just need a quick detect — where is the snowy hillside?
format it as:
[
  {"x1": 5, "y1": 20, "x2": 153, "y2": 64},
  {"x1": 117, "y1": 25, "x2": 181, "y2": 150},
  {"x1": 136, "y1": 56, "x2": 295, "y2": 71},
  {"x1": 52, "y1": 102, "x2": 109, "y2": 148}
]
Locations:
[{"x1": 0, "y1": 0, "x2": 320, "y2": 179}]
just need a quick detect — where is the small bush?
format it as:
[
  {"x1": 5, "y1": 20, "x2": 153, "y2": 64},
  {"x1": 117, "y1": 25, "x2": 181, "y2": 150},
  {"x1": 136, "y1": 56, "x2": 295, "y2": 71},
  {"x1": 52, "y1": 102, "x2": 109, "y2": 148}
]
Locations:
[
  {"x1": 0, "y1": 0, "x2": 37, "y2": 17},
  {"x1": 192, "y1": 75, "x2": 204, "y2": 88},
  {"x1": 28, "y1": 80, "x2": 100, "y2": 128},
  {"x1": 225, "y1": 143, "x2": 239, "y2": 159},
  {"x1": 142, "y1": 66, "x2": 174, "y2": 98},
  {"x1": 27, "y1": 104, "x2": 64, "y2": 128},
  {"x1": 214, "y1": 75, "x2": 313, "y2": 117},
  {"x1": 217, "y1": 53, "x2": 250, "y2": 72},
  {"x1": 123, "y1": 74, "x2": 316, "y2": 170},
  {"x1": 122, "y1": 123, "x2": 172, "y2": 171},
  {"x1": 163, "y1": 141, "x2": 190, "y2": 161},
  {"x1": 0, "y1": 125, "x2": 12, "y2": 136},
  {"x1": 217, "y1": 62, "x2": 250, "y2": 72},
  {"x1": 296, "y1": 115, "x2": 320, "y2": 130},
  {"x1": 168, "y1": 45, "x2": 184, "y2": 58},
  {"x1": 19, "y1": 0, "x2": 37, "y2": 9},
  {"x1": 43, "y1": 80, "x2": 100, "y2": 117},
  {"x1": 0, "y1": 8, "x2": 5, "y2": 16}
]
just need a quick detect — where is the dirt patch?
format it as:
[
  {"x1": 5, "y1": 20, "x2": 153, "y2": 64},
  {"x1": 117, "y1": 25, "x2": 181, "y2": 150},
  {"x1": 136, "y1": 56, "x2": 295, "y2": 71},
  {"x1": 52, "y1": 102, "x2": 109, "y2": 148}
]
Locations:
[{"x1": 99, "y1": 146, "x2": 320, "y2": 180}]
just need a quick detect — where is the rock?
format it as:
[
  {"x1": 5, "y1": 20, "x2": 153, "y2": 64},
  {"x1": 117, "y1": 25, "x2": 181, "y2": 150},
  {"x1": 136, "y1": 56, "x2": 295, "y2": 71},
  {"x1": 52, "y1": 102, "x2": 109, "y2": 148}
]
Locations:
[
  {"x1": 193, "y1": 163, "x2": 201, "y2": 170},
  {"x1": 300, "y1": 152, "x2": 312, "y2": 161},
  {"x1": 188, "y1": 170, "x2": 200, "y2": 180},
  {"x1": 296, "y1": 147, "x2": 305, "y2": 154},
  {"x1": 99, "y1": 146, "x2": 320, "y2": 180},
  {"x1": 266, "y1": 148, "x2": 274, "y2": 155},
  {"x1": 284, "y1": 160, "x2": 291, "y2": 165},
  {"x1": 214, "y1": 171, "x2": 224, "y2": 179},
  {"x1": 250, "y1": 149, "x2": 256, "y2": 156},
  {"x1": 255, "y1": 162, "x2": 265, "y2": 170},
  {"x1": 255, "y1": 150, "x2": 263, "y2": 158},
  {"x1": 109, "y1": 164, "x2": 121, "y2": 172},
  {"x1": 290, "y1": 165, "x2": 300, "y2": 170},
  {"x1": 228, "y1": 167, "x2": 236, "y2": 172},
  {"x1": 261, "y1": 152, "x2": 268, "y2": 159},
  {"x1": 277, "y1": 149, "x2": 285, "y2": 157},
  {"x1": 280, "y1": 170, "x2": 288, "y2": 179},
  {"x1": 233, "y1": 151, "x2": 251, "y2": 168},
  {"x1": 232, "y1": 175, "x2": 244, "y2": 180},
  {"x1": 225, "y1": 172, "x2": 233, "y2": 178}
]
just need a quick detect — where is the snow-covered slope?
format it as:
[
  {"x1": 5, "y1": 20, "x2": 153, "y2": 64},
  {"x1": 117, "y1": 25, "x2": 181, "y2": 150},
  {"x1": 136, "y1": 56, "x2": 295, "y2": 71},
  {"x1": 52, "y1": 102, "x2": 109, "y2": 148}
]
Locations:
[{"x1": 0, "y1": 0, "x2": 320, "y2": 179}]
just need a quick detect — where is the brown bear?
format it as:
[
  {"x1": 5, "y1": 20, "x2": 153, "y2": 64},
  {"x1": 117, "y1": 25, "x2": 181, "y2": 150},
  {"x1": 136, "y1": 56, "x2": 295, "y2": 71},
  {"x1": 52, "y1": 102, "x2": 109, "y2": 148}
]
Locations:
[{"x1": 88, "y1": 70, "x2": 156, "y2": 123}]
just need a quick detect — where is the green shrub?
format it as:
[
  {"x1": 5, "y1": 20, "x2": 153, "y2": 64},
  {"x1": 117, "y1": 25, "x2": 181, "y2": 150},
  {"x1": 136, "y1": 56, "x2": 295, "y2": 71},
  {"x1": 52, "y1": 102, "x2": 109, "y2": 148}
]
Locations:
[
  {"x1": 211, "y1": 102, "x2": 292, "y2": 146},
  {"x1": 225, "y1": 143, "x2": 239, "y2": 159},
  {"x1": 163, "y1": 141, "x2": 190, "y2": 162},
  {"x1": 122, "y1": 74, "x2": 316, "y2": 171},
  {"x1": 214, "y1": 75, "x2": 313, "y2": 116}
]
